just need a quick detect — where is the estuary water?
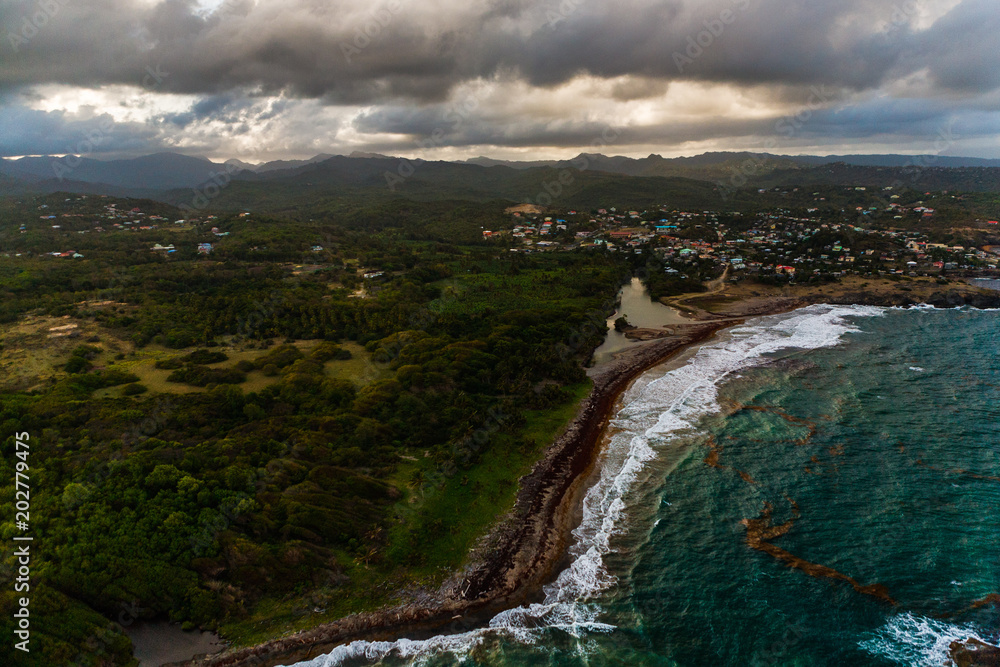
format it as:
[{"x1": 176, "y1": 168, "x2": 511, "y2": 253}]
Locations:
[
  {"x1": 592, "y1": 277, "x2": 689, "y2": 365},
  {"x1": 288, "y1": 304, "x2": 1000, "y2": 667}
]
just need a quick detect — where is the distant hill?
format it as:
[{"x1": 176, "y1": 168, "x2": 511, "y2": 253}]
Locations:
[
  {"x1": 463, "y1": 151, "x2": 1000, "y2": 177},
  {"x1": 751, "y1": 163, "x2": 1000, "y2": 192},
  {"x1": 155, "y1": 154, "x2": 787, "y2": 216},
  {"x1": 0, "y1": 172, "x2": 30, "y2": 196},
  {"x1": 252, "y1": 153, "x2": 336, "y2": 173},
  {"x1": 464, "y1": 151, "x2": 802, "y2": 179},
  {"x1": 463, "y1": 156, "x2": 562, "y2": 169},
  {"x1": 785, "y1": 154, "x2": 1000, "y2": 168},
  {"x1": 0, "y1": 152, "x2": 226, "y2": 190},
  {"x1": 3, "y1": 150, "x2": 1000, "y2": 213}
]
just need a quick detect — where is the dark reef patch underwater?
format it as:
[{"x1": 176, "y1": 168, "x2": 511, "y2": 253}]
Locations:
[{"x1": 287, "y1": 305, "x2": 1000, "y2": 667}]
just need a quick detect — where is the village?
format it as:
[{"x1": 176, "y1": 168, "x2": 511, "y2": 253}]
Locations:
[
  {"x1": 490, "y1": 188, "x2": 1000, "y2": 281},
  {"x1": 4, "y1": 190, "x2": 999, "y2": 285},
  {"x1": 1, "y1": 195, "x2": 242, "y2": 258}
]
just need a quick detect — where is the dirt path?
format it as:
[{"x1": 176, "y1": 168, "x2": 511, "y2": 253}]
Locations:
[{"x1": 661, "y1": 266, "x2": 734, "y2": 320}]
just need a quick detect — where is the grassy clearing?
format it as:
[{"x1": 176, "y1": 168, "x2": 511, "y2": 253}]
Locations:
[
  {"x1": 219, "y1": 380, "x2": 593, "y2": 647},
  {"x1": 1, "y1": 316, "x2": 386, "y2": 398},
  {"x1": 0, "y1": 315, "x2": 127, "y2": 391},
  {"x1": 323, "y1": 342, "x2": 387, "y2": 386}
]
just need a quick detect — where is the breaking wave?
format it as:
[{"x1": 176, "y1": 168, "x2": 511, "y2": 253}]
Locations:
[
  {"x1": 283, "y1": 304, "x2": 884, "y2": 666},
  {"x1": 859, "y1": 612, "x2": 995, "y2": 666}
]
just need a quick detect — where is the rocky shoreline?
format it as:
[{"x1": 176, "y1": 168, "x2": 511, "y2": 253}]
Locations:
[
  {"x1": 177, "y1": 321, "x2": 730, "y2": 667},
  {"x1": 179, "y1": 285, "x2": 1000, "y2": 667},
  {"x1": 949, "y1": 637, "x2": 1000, "y2": 667}
]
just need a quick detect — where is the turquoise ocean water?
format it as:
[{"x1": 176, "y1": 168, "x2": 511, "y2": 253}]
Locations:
[{"x1": 288, "y1": 305, "x2": 1000, "y2": 666}]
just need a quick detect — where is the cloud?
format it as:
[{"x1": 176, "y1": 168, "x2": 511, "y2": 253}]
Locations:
[
  {"x1": 0, "y1": 105, "x2": 167, "y2": 156},
  {"x1": 2, "y1": 0, "x2": 998, "y2": 102},
  {"x1": 2, "y1": 0, "x2": 1000, "y2": 158},
  {"x1": 914, "y1": 0, "x2": 1000, "y2": 93}
]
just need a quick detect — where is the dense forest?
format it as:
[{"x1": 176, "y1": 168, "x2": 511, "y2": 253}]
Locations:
[
  {"x1": 2, "y1": 182, "x2": 996, "y2": 664},
  {"x1": 0, "y1": 194, "x2": 630, "y2": 665}
]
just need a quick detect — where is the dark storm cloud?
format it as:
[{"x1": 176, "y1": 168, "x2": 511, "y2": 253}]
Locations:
[
  {"x1": 3, "y1": 0, "x2": 1000, "y2": 157},
  {"x1": 161, "y1": 93, "x2": 253, "y2": 127},
  {"x1": 0, "y1": 105, "x2": 167, "y2": 156},
  {"x1": 2, "y1": 0, "x2": 998, "y2": 102},
  {"x1": 912, "y1": 0, "x2": 1000, "y2": 93}
]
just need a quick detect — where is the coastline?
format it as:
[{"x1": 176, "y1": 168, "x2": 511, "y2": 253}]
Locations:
[
  {"x1": 177, "y1": 320, "x2": 733, "y2": 667},
  {"x1": 179, "y1": 281, "x2": 1000, "y2": 667}
]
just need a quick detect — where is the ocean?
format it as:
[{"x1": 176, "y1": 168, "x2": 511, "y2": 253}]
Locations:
[{"x1": 287, "y1": 304, "x2": 1000, "y2": 666}]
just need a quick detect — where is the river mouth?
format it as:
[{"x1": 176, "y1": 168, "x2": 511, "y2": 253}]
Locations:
[{"x1": 592, "y1": 277, "x2": 689, "y2": 365}]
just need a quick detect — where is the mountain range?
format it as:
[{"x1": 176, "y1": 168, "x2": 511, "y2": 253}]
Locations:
[{"x1": 2, "y1": 151, "x2": 999, "y2": 208}]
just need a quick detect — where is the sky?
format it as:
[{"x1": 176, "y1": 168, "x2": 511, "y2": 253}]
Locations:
[{"x1": 2, "y1": 0, "x2": 1000, "y2": 163}]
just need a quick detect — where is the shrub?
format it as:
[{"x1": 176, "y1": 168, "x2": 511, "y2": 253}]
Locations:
[
  {"x1": 254, "y1": 344, "x2": 303, "y2": 370},
  {"x1": 68, "y1": 369, "x2": 141, "y2": 391},
  {"x1": 310, "y1": 342, "x2": 352, "y2": 362},
  {"x1": 71, "y1": 344, "x2": 101, "y2": 360},
  {"x1": 167, "y1": 366, "x2": 246, "y2": 386},
  {"x1": 65, "y1": 356, "x2": 92, "y2": 374},
  {"x1": 182, "y1": 349, "x2": 229, "y2": 365}
]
